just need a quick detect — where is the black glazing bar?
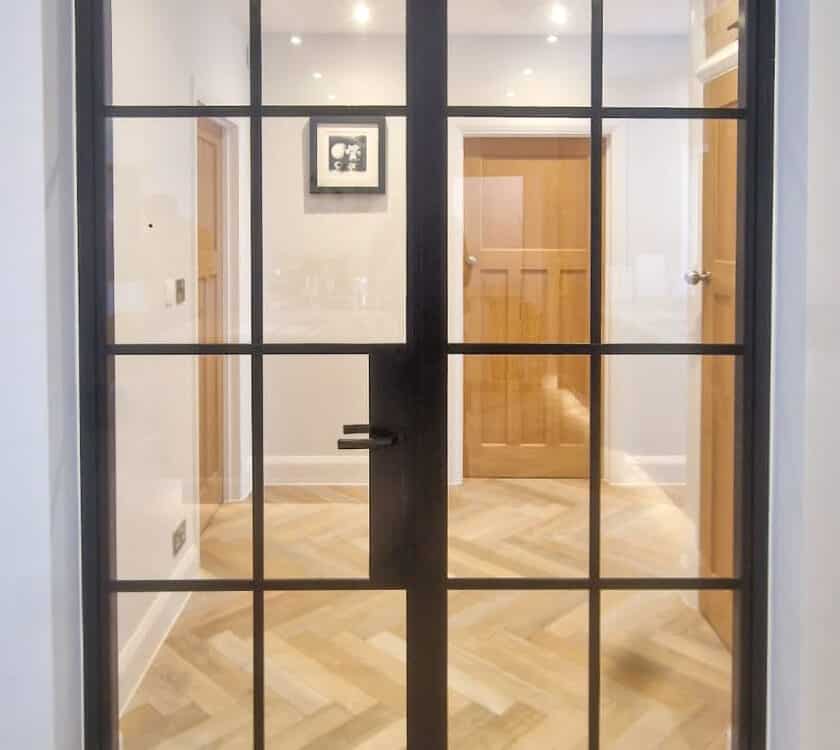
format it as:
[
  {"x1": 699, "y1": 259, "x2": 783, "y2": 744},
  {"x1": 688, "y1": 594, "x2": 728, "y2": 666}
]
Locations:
[
  {"x1": 105, "y1": 105, "x2": 252, "y2": 118},
  {"x1": 446, "y1": 106, "x2": 745, "y2": 120},
  {"x1": 739, "y1": 0, "x2": 775, "y2": 747},
  {"x1": 589, "y1": 3, "x2": 603, "y2": 748},
  {"x1": 603, "y1": 107, "x2": 745, "y2": 119},
  {"x1": 78, "y1": 0, "x2": 118, "y2": 746},
  {"x1": 104, "y1": 105, "x2": 407, "y2": 118},
  {"x1": 447, "y1": 343, "x2": 744, "y2": 355},
  {"x1": 104, "y1": 104, "x2": 745, "y2": 122},
  {"x1": 108, "y1": 343, "x2": 744, "y2": 356},
  {"x1": 111, "y1": 579, "x2": 409, "y2": 593},
  {"x1": 262, "y1": 105, "x2": 408, "y2": 117},
  {"x1": 107, "y1": 343, "x2": 408, "y2": 355},
  {"x1": 747, "y1": 0, "x2": 775, "y2": 741},
  {"x1": 249, "y1": 1, "x2": 264, "y2": 748},
  {"x1": 406, "y1": 0, "x2": 448, "y2": 747},
  {"x1": 111, "y1": 576, "x2": 741, "y2": 594},
  {"x1": 448, "y1": 106, "x2": 593, "y2": 118}
]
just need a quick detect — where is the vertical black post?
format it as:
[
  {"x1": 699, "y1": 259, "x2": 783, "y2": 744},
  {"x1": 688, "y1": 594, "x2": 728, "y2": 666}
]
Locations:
[
  {"x1": 77, "y1": 0, "x2": 118, "y2": 746},
  {"x1": 588, "y1": 2, "x2": 604, "y2": 748},
  {"x1": 249, "y1": 1, "x2": 265, "y2": 747},
  {"x1": 405, "y1": 0, "x2": 448, "y2": 747},
  {"x1": 734, "y1": 0, "x2": 775, "y2": 747}
]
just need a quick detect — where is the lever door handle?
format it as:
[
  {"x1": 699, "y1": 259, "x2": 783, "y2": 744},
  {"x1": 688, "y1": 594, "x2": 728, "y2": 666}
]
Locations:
[{"x1": 337, "y1": 425, "x2": 397, "y2": 450}]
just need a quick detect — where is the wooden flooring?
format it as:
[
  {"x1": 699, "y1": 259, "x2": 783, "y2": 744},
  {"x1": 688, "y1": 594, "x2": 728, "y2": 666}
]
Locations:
[{"x1": 120, "y1": 480, "x2": 731, "y2": 748}]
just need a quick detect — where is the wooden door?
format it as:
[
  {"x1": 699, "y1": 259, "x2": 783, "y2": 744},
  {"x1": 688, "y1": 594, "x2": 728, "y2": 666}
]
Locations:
[
  {"x1": 197, "y1": 119, "x2": 225, "y2": 531},
  {"x1": 699, "y1": 70, "x2": 738, "y2": 648},
  {"x1": 463, "y1": 138, "x2": 590, "y2": 478}
]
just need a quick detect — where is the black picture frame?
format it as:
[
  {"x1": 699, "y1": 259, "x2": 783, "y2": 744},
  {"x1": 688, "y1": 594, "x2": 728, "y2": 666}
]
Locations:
[{"x1": 309, "y1": 116, "x2": 387, "y2": 194}]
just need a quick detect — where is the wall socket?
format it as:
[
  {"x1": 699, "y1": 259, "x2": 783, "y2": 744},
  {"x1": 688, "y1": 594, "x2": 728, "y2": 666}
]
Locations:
[{"x1": 172, "y1": 519, "x2": 187, "y2": 558}]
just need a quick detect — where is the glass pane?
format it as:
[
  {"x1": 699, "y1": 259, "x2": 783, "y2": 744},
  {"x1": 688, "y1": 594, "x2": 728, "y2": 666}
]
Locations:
[
  {"x1": 115, "y1": 356, "x2": 253, "y2": 580},
  {"x1": 601, "y1": 356, "x2": 736, "y2": 579},
  {"x1": 263, "y1": 117, "x2": 406, "y2": 343},
  {"x1": 448, "y1": 0, "x2": 591, "y2": 106},
  {"x1": 262, "y1": 0, "x2": 406, "y2": 105},
  {"x1": 111, "y1": 118, "x2": 251, "y2": 344},
  {"x1": 449, "y1": 590, "x2": 589, "y2": 748},
  {"x1": 109, "y1": 0, "x2": 250, "y2": 105},
  {"x1": 601, "y1": 590, "x2": 733, "y2": 748},
  {"x1": 604, "y1": 0, "x2": 741, "y2": 108},
  {"x1": 264, "y1": 356, "x2": 369, "y2": 579},
  {"x1": 603, "y1": 119, "x2": 739, "y2": 344},
  {"x1": 118, "y1": 591, "x2": 254, "y2": 747},
  {"x1": 265, "y1": 591, "x2": 406, "y2": 747},
  {"x1": 448, "y1": 119, "x2": 591, "y2": 344},
  {"x1": 448, "y1": 355, "x2": 590, "y2": 578}
]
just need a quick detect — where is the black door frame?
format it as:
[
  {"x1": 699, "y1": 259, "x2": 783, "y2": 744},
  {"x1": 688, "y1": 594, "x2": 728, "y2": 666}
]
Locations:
[{"x1": 75, "y1": 1, "x2": 776, "y2": 747}]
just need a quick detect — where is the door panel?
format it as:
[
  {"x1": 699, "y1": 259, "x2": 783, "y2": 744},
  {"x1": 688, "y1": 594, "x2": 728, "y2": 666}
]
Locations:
[
  {"x1": 463, "y1": 138, "x2": 590, "y2": 478},
  {"x1": 700, "y1": 70, "x2": 739, "y2": 649},
  {"x1": 198, "y1": 119, "x2": 225, "y2": 532}
]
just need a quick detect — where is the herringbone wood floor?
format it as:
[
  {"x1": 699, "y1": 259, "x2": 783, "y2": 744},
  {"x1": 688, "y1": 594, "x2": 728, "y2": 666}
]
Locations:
[{"x1": 119, "y1": 480, "x2": 731, "y2": 749}]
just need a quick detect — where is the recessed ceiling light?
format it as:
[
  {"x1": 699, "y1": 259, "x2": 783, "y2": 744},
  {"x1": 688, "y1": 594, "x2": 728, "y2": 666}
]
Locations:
[
  {"x1": 312, "y1": 71, "x2": 323, "y2": 80},
  {"x1": 353, "y1": 3, "x2": 371, "y2": 24},
  {"x1": 523, "y1": 67, "x2": 534, "y2": 76},
  {"x1": 506, "y1": 90, "x2": 516, "y2": 98},
  {"x1": 550, "y1": 4, "x2": 568, "y2": 25},
  {"x1": 290, "y1": 35, "x2": 303, "y2": 46},
  {"x1": 328, "y1": 93, "x2": 336, "y2": 101},
  {"x1": 546, "y1": 34, "x2": 558, "y2": 44}
]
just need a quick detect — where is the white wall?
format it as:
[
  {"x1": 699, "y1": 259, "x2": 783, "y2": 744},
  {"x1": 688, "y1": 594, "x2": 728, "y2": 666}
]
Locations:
[
  {"x1": 770, "y1": 1, "x2": 840, "y2": 748},
  {"x1": 261, "y1": 117, "x2": 406, "y2": 343},
  {"x1": 109, "y1": 0, "x2": 252, "y2": 705},
  {"x1": 0, "y1": 0, "x2": 81, "y2": 747}
]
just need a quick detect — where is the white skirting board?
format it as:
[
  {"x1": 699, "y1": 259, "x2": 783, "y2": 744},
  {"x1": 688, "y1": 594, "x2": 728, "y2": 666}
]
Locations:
[
  {"x1": 264, "y1": 454, "x2": 369, "y2": 485},
  {"x1": 117, "y1": 546, "x2": 197, "y2": 715}
]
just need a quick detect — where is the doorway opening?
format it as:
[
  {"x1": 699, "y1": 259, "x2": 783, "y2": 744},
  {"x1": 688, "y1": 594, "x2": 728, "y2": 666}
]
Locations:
[{"x1": 76, "y1": 0, "x2": 774, "y2": 748}]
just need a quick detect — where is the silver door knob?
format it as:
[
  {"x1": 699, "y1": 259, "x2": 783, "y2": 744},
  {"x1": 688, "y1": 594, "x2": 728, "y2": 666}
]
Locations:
[
  {"x1": 684, "y1": 270, "x2": 712, "y2": 286},
  {"x1": 465, "y1": 255, "x2": 478, "y2": 267}
]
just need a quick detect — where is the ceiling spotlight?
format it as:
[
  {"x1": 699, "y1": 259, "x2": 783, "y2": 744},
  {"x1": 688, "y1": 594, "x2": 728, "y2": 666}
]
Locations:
[
  {"x1": 312, "y1": 71, "x2": 323, "y2": 80},
  {"x1": 523, "y1": 67, "x2": 534, "y2": 76},
  {"x1": 353, "y1": 3, "x2": 371, "y2": 24},
  {"x1": 550, "y1": 4, "x2": 568, "y2": 25},
  {"x1": 289, "y1": 35, "x2": 303, "y2": 46},
  {"x1": 546, "y1": 34, "x2": 558, "y2": 44}
]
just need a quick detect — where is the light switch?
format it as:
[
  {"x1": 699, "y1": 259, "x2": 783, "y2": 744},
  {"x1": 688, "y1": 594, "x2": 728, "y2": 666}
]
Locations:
[{"x1": 164, "y1": 278, "x2": 187, "y2": 307}]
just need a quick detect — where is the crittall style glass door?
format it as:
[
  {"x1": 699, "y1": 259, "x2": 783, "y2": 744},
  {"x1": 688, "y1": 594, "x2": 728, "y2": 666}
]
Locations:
[{"x1": 76, "y1": 1, "x2": 774, "y2": 748}]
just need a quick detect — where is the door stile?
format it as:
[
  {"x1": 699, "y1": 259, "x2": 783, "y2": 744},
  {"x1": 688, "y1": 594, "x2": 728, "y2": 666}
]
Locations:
[{"x1": 405, "y1": 0, "x2": 448, "y2": 747}]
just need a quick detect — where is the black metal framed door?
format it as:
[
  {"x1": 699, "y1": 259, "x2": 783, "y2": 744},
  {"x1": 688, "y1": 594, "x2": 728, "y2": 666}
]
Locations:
[{"x1": 76, "y1": 1, "x2": 774, "y2": 748}]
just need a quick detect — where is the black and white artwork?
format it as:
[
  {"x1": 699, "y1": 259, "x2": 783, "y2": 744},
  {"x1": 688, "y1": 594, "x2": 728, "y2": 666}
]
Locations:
[
  {"x1": 328, "y1": 135, "x2": 367, "y2": 173},
  {"x1": 309, "y1": 117, "x2": 386, "y2": 194}
]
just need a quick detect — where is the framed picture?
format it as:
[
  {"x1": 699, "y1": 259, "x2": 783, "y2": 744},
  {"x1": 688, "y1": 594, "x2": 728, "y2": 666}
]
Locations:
[{"x1": 309, "y1": 116, "x2": 386, "y2": 194}]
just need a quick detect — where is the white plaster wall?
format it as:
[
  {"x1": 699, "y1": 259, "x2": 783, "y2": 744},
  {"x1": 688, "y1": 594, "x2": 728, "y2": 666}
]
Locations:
[
  {"x1": 261, "y1": 117, "x2": 406, "y2": 343},
  {"x1": 770, "y1": 1, "x2": 840, "y2": 748},
  {"x1": 109, "y1": 0, "x2": 252, "y2": 694},
  {"x1": 0, "y1": 0, "x2": 81, "y2": 746}
]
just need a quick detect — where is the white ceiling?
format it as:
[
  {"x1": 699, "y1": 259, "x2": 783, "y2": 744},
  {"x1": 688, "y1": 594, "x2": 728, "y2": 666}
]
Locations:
[{"x1": 261, "y1": 0, "x2": 692, "y2": 36}]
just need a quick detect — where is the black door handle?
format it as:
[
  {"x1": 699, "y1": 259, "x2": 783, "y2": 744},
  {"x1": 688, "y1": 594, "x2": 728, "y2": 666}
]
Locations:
[{"x1": 337, "y1": 424, "x2": 397, "y2": 450}]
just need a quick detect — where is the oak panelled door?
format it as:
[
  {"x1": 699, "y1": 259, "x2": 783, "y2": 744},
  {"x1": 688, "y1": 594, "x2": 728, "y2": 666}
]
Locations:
[
  {"x1": 463, "y1": 138, "x2": 590, "y2": 478},
  {"x1": 76, "y1": 1, "x2": 774, "y2": 749}
]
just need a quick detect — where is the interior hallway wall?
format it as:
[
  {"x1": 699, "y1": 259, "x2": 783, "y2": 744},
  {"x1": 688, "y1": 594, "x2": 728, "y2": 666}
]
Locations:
[
  {"x1": 0, "y1": 0, "x2": 81, "y2": 747},
  {"x1": 109, "y1": 0, "x2": 252, "y2": 708},
  {"x1": 770, "y1": 1, "x2": 840, "y2": 748}
]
